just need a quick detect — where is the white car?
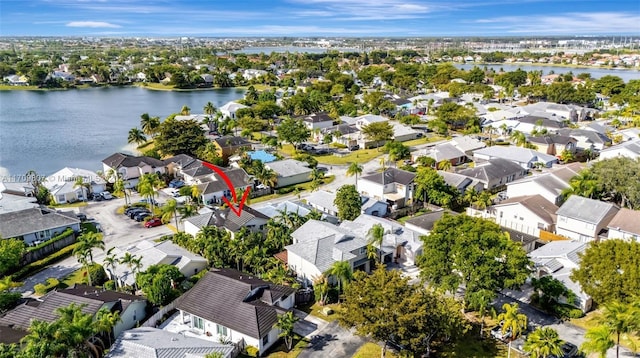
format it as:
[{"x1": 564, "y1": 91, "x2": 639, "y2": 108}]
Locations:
[{"x1": 100, "y1": 191, "x2": 113, "y2": 200}]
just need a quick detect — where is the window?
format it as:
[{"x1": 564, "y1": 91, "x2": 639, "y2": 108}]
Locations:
[
  {"x1": 217, "y1": 324, "x2": 228, "y2": 336},
  {"x1": 359, "y1": 247, "x2": 367, "y2": 255},
  {"x1": 262, "y1": 335, "x2": 269, "y2": 345},
  {"x1": 193, "y1": 316, "x2": 204, "y2": 330}
]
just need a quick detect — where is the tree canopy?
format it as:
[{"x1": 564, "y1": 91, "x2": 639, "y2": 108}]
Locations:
[
  {"x1": 334, "y1": 184, "x2": 362, "y2": 221},
  {"x1": 571, "y1": 239, "x2": 640, "y2": 305},
  {"x1": 136, "y1": 264, "x2": 184, "y2": 306},
  {"x1": 417, "y1": 214, "x2": 531, "y2": 302},
  {"x1": 360, "y1": 121, "x2": 394, "y2": 149},
  {"x1": 154, "y1": 117, "x2": 208, "y2": 157},
  {"x1": 0, "y1": 238, "x2": 24, "y2": 276},
  {"x1": 276, "y1": 117, "x2": 310, "y2": 149},
  {"x1": 414, "y1": 167, "x2": 459, "y2": 209}
]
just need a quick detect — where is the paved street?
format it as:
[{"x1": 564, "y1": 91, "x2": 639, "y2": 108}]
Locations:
[{"x1": 297, "y1": 320, "x2": 367, "y2": 358}]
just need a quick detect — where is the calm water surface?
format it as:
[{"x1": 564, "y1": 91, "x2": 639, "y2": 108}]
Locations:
[
  {"x1": 0, "y1": 86, "x2": 245, "y2": 178},
  {"x1": 455, "y1": 63, "x2": 639, "y2": 82}
]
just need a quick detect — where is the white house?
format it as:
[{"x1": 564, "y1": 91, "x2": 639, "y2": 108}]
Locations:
[
  {"x1": 266, "y1": 159, "x2": 312, "y2": 188},
  {"x1": 556, "y1": 196, "x2": 619, "y2": 242},
  {"x1": 473, "y1": 146, "x2": 559, "y2": 169},
  {"x1": 219, "y1": 101, "x2": 248, "y2": 119},
  {"x1": 598, "y1": 138, "x2": 640, "y2": 160},
  {"x1": 174, "y1": 269, "x2": 296, "y2": 356},
  {"x1": 606, "y1": 208, "x2": 640, "y2": 242},
  {"x1": 470, "y1": 195, "x2": 558, "y2": 237},
  {"x1": 302, "y1": 112, "x2": 334, "y2": 130},
  {"x1": 102, "y1": 153, "x2": 166, "y2": 188},
  {"x1": 358, "y1": 168, "x2": 415, "y2": 209},
  {"x1": 505, "y1": 163, "x2": 584, "y2": 206},
  {"x1": 45, "y1": 167, "x2": 107, "y2": 204}
]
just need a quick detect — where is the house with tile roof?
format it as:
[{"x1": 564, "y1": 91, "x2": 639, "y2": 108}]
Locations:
[
  {"x1": 469, "y1": 195, "x2": 558, "y2": 237},
  {"x1": 528, "y1": 241, "x2": 592, "y2": 311},
  {"x1": 107, "y1": 327, "x2": 234, "y2": 358},
  {"x1": 607, "y1": 208, "x2": 640, "y2": 242},
  {"x1": 556, "y1": 196, "x2": 619, "y2": 242},
  {"x1": 102, "y1": 153, "x2": 166, "y2": 188},
  {"x1": 358, "y1": 168, "x2": 415, "y2": 209},
  {"x1": 505, "y1": 163, "x2": 584, "y2": 205},
  {"x1": 183, "y1": 206, "x2": 269, "y2": 237},
  {"x1": 0, "y1": 285, "x2": 147, "y2": 344},
  {"x1": 174, "y1": 268, "x2": 296, "y2": 356},
  {"x1": 0, "y1": 207, "x2": 80, "y2": 245}
]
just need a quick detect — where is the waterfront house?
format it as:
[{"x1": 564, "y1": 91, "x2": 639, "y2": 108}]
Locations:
[
  {"x1": 174, "y1": 268, "x2": 296, "y2": 356},
  {"x1": 45, "y1": 167, "x2": 107, "y2": 204},
  {"x1": 219, "y1": 101, "x2": 248, "y2": 119},
  {"x1": 102, "y1": 153, "x2": 166, "y2": 188},
  {"x1": 213, "y1": 136, "x2": 252, "y2": 164},
  {"x1": 0, "y1": 207, "x2": 80, "y2": 245},
  {"x1": 555, "y1": 195, "x2": 619, "y2": 242}
]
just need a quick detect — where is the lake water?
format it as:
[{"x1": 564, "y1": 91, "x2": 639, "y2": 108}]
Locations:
[
  {"x1": 455, "y1": 63, "x2": 639, "y2": 82},
  {"x1": 0, "y1": 86, "x2": 245, "y2": 178}
]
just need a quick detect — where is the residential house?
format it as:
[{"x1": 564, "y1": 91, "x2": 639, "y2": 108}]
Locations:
[
  {"x1": 305, "y1": 190, "x2": 339, "y2": 217},
  {"x1": 557, "y1": 128, "x2": 611, "y2": 152},
  {"x1": 195, "y1": 167, "x2": 252, "y2": 206},
  {"x1": 0, "y1": 286, "x2": 147, "y2": 341},
  {"x1": 163, "y1": 154, "x2": 200, "y2": 178},
  {"x1": 404, "y1": 210, "x2": 457, "y2": 236},
  {"x1": 528, "y1": 241, "x2": 592, "y2": 312},
  {"x1": 0, "y1": 181, "x2": 35, "y2": 197},
  {"x1": 450, "y1": 135, "x2": 487, "y2": 156},
  {"x1": 527, "y1": 136, "x2": 577, "y2": 156},
  {"x1": 0, "y1": 191, "x2": 38, "y2": 214},
  {"x1": 105, "y1": 240, "x2": 207, "y2": 287},
  {"x1": 174, "y1": 268, "x2": 296, "y2": 356},
  {"x1": 389, "y1": 121, "x2": 421, "y2": 142},
  {"x1": 360, "y1": 196, "x2": 389, "y2": 218},
  {"x1": 102, "y1": 153, "x2": 166, "y2": 188},
  {"x1": 412, "y1": 143, "x2": 466, "y2": 166},
  {"x1": 3, "y1": 74, "x2": 29, "y2": 86},
  {"x1": 265, "y1": 159, "x2": 312, "y2": 188},
  {"x1": 505, "y1": 163, "x2": 584, "y2": 205},
  {"x1": 45, "y1": 167, "x2": 107, "y2": 204},
  {"x1": 617, "y1": 128, "x2": 640, "y2": 142},
  {"x1": 358, "y1": 168, "x2": 415, "y2": 209},
  {"x1": 598, "y1": 138, "x2": 640, "y2": 160},
  {"x1": 107, "y1": 327, "x2": 234, "y2": 358},
  {"x1": 219, "y1": 101, "x2": 248, "y2": 119},
  {"x1": 0, "y1": 207, "x2": 80, "y2": 245},
  {"x1": 556, "y1": 195, "x2": 619, "y2": 242},
  {"x1": 319, "y1": 124, "x2": 360, "y2": 147},
  {"x1": 457, "y1": 158, "x2": 527, "y2": 190},
  {"x1": 515, "y1": 115, "x2": 566, "y2": 135},
  {"x1": 470, "y1": 195, "x2": 558, "y2": 237},
  {"x1": 212, "y1": 136, "x2": 252, "y2": 164},
  {"x1": 256, "y1": 200, "x2": 335, "y2": 222},
  {"x1": 438, "y1": 171, "x2": 484, "y2": 193},
  {"x1": 473, "y1": 146, "x2": 559, "y2": 169},
  {"x1": 606, "y1": 208, "x2": 640, "y2": 242},
  {"x1": 183, "y1": 206, "x2": 269, "y2": 237},
  {"x1": 302, "y1": 112, "x2": 334, "y2": 130}
]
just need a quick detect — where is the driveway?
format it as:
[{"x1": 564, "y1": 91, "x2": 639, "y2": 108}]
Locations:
[{"x1": 297, "y1": 320, "x2": 367, "y2": 358}]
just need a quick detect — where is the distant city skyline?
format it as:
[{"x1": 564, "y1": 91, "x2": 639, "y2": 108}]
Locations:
[{"x1": 1, "y1": 0, "x2": 639, "y2": 37}]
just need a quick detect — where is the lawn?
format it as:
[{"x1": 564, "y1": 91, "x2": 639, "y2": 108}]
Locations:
[
  {"x1": 297, "y1": 302, "x2": 342, "y2": 322},
  {"x1": 264, "y1": 334, "x2": 310, "y2": 358},
  {"x1": 438, "y1": 327, "x2": 510, "y2": 358},
  {"x1": 402, "y1": 135, "x2": 445, "y2": 147},
  {"x1": 0, "y1": 84, "x2": 41, "y2": 90},
  {"x1": 394, "y1": 208, "x2": 431, "y2": 224},
  {"x1": 58, "y1": 268, "x2": 88, "y2": 289},
  {"x1": 249, "y1": 176, "x2": 335, "y2": 204},
  {"x1": 352, "y1": 342, "x2": 399, "y2": 358},
  {"x1": 50, "y1": 201, "x2": 88, "y2": 208},
  {"x1": 137, "y1": 140, "x2": 155, "y2": 151},
  {"x1": 572, "y1": 310, "x2": 640, "y2": 350},
  {"x1": 316, "y1": 148, "x2": 384, "y2": 165}
]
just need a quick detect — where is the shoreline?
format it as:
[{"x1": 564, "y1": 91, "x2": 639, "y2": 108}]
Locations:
[{"x1": 460, "y1": 61, "x2": 640, "y2": 71}]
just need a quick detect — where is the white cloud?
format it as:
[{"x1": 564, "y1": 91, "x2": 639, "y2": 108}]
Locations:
[
  {"x1": 472, "y1": 12, "x2": 640, "y2": 34},
  {"x1": 66, "y1": 21, "x2": 121, "y2": 28},
  {"x1": 287, "y1": 0, "x2": 435, "y2": 20}
]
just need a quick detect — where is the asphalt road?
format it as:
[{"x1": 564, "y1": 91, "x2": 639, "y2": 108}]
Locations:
[{"x1": 297, "y1": 321, "x2": 367, "y2": 358}]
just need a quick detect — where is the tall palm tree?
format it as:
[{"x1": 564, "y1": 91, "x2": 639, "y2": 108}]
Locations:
[
  {"x1": 180, "y1": 105, "x2": 191, "y2": 116},
  {"x1": 137, "y1": 173, "x2": 162, "y2": 210},
  {"x1": 73, "y1": 232, "x2": 105, "y2": 286},
  {"x1": 95, "y1": 307, "x2": 121, "y2": 347},
  {"x1": 161, "y1": 198, "x2": 179, "y2": 230},
  {"x1": 497, "y1": 303, "x2": 528, "y2": 358},
  {"x1": 523, "y1": 327, "x2": 564, "y2": 358},
  {"x1": 73, "y1": 176, "x2": 90, "y2": 202},
  {"x1": 256, "y1": 167, "x2": 278, "y2": 189},
  {"x1": 140, "y1": 113, "x2": 160, "y2": 138},
  {"x1": 346, "y1": 162, "x2": 363, "y2": 186},
  {"x1": 119, "y1": 253, "x2": 142, "y2": 290},
  {"x1": 581, "y1": 326, "x2": 615, "y2": 358},
  {"x1": 127, "y1": 127, "x2": 147, "y2": 146},
  {"x1": 276, "y1": 311, "x2": 299, "y2": 351},
  {"x1": 366, "y1": 223, "x2": 386, "y2": 265},
  {"x1": 510, "y1": 130, "x2": 527, "y2": 147},
  {"x1": 601, "y1": 301, "x2": 638, "y2": 358},
  {"x1": 177, "y1": 203, "x2": 198, "y2": 225},
  {"x1": 103, "y1": 248, "x2": 119, "y2": 289},
  {"x1": 204, "y1": 102, "x2": 216, "y2": 119},
  {"x1": 437, "y1": 159, "x2": 452, "y2": 171},
  {"x1": 325, "y1": 260, "x2": 353, "y2": 293}
]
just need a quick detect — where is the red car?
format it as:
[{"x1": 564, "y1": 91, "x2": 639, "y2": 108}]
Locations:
[{"x1": 144, "y1": 218, "x2": 163, "y2": 228}]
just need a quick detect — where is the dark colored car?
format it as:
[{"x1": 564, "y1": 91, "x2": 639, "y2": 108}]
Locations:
[
  {"x1": 135, "y1": 212, "x2": 152, "y2": 222},
  {"x1": 348, "y1": 144, "x2": 360, "y2": 151},
  {"x1": 128, "y1": 208, "x2": 150, "y2": 219},
  {"x1": 91, "y1": 193, "x2": 103, "y2": 201},
  {"x1": 144, "y1": 217, "x2": 163, "y2": 228},
  {"x1": 169, "y1": 180, "x2": 185, "y2": 188},
  {"x1": 76, "y1": 213, "x2": 87, "y2": 221}
]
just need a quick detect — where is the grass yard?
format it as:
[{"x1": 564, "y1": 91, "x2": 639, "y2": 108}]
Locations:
[
  {"x1": 402, "y1": 135, "x2": 445, "y2": 147},
  {"x1": 58, "y1": 269, "x2": 88, "y2": 289},
  {"x1": 50, "y1": 201, "x2": 88, "y2": 208},
  {"x1": 298, "y1": 302, "x2": 342, "y2": 322},
  {"x1": 352, "y1": 342, "x2": 399, "y2": 358},
  {"x1": 137, "y1": 140, "x2": 155, "y2": 151},
  {"x1": 316, "y1": 148, "x2": 384, "y2": 165},
  {"x1": 572, "y1": 310, "x2": 640, "y2": 350},
  {"x1": 264, "y1": 334, "x2": 310, "y2": 358},
  {"x1": 0, "y1": 84, "x2": 41, "y2": 90}
]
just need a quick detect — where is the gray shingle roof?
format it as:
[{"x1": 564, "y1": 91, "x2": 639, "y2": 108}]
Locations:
[
  {"x1": 417, "y1": 143, "x2": 465, "y2": 162},
  {"x1": 266, "y1": 159, "x2": 312, "y2": 178},
  {"x1": 494, "y1": 195, "x2": 558, "y2": 224},
  {"x1": 102, "y1": 153, "x2": 165, "y2": 169},
  {"x1": 360, "y1": 168, "x2": 416, "y2": 186},
  {"x1": 556, "y1": 195, "x2": 618, "y2": 224},
  {"x1": 213, "y1": 136, "x2": 251, "y2": 149},
  {"x1": 405, "y1": 210, "x2": 458, "y2": 232},
  {"x1": 0, "y1": 207, "x2": 80, "y2": 239},
  {"x1": 185, "y1": 206, "x2": 268, "y2": 232},
  {"x1": 473, "y1": 146, "x2": 558, "y2": 165},
  {"x1": 107, "y1": 327, "x2": 234, "y2": 358},
  {"x1": 458, "y1": 158, "x2": 524, "y2": 183},
  {"x1": 175, "y1": 269, "x2": 295, "y2": 339}
]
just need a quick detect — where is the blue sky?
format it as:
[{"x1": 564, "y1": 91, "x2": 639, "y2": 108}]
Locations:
[{"x1": 1, "y1": 0, "x2": 639, "y2": 37}]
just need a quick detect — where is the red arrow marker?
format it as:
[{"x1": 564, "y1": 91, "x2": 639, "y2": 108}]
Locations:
[{"x1": 202, "y1": 161, "x2": 251, "y2": 217}]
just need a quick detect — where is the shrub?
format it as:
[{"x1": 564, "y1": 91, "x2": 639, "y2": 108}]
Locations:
[
  {"x1": 553, "y1": 304, "x2": 584, "y2": 319},
  {"x1": 88, "y1": 264, "x2": 108, "y2": 286},
  {"x1": 330, "y1": 142, "x2": 347, "y2": 149},
  {"x1": 34, "y1": 278, "x2": 59, "y2": 295},
  {"x1": 26, "y1": 228, "x2": 74, "y2": 252},
  {"x1": 245, "y1": 346, "x2": 259, "y2": 357},
  {"x1": 277, "y1": 186, "x2": 297, "y2": 195},
  {"x1": 0, "y1": 292, "x2": 22, "y2": 312},
  {"x1": 33, "y1": 283, "x2": 47, "y2": 296},
  {"x1": 12, "y1": 244, "x2": 78, "y2": 281},
  {"x1": 103, "y1": 280, "x2": 116, "y2": 290}
]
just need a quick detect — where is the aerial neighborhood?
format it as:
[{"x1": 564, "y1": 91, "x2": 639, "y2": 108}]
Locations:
[{"x1": 1, "y1": 38, "x2": 639, "y2": 358}]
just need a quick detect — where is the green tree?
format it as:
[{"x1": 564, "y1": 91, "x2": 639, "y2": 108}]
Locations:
[
  {"x1": 346, "y1": 162, "x2": 363, "y2": 186},
  {"x1": 276, "y1": 311, "x2": 299, "y2": 351},
  {"x1": 414, "y1": 167, "x2": 458, "y2": 209},
  {"x1": 466, "y1": 289, "x2": 496, "y2": 337},
  {"x1": 523, "y1": 327, "x2": 565, "y2": 358},
  {"x1": 73, "y1": 231, "x2": 105, "y2": 286},
  {"x1": 571, "y1": 239, "x2": 640, "y2": 304},
  {"x1": 497, "y1": 303, "x2": 528, "y2": 353},
  {"x1": 417, "y1": 214, "x2": 531, "y2": 303},
  {"x1": 361, "y1": 121, "x2": 394, "y2": 150},
  {"x1": 137, "y1": 173, "x2": 161, "y2": 210},
  {"x1": 366, "y1": 223, "x2": 386, "y2": 265},
  {"x1": 325, "y1": 260, "x2": 353, "y2": 293},
  {"x1": 155, "y1": 117, "x2": 208, "y2": 157},
  {"x1": 334, "y1": 184, "x2": 362, "y2": 221},
  {"x1": 161, "y1": 198, "x2": 179, "y2": 229},
  {"x1": 531, "y1": 276, "x2": 576, "y2": 310},
  {"x1": 136, "y1": 264, "x2": 184, "y2": 306},
  {"x1": 600, "y1": 300, "x2": 640, "y2": 358},
  {"x1": 0, "y1": 238, "x2": 24, "y2": 276},
  {"x1": 277, "y1": 117, "x2": 310, "y2": 151},
  {"x1": 581, "y1": 326, "x2": 615, "y2": 358},
  {"x1": 127, "y1": 127, "x2": 147, "y2": 146},
  {"x1": 140, "y1": 113, "x2": 160, "y2": 138},
  {"x1": 95, "y1": 307, "x2": 121, "y2": 347}
]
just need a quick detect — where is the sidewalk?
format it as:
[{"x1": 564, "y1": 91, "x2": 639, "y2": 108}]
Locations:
[{"x1": 292, "y1": 308, "x2": 328, "y2": 339}]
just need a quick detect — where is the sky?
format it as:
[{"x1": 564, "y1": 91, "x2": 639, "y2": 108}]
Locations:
[{"x1": 0, "y1": 0, "x2": 639, "y2": 37}]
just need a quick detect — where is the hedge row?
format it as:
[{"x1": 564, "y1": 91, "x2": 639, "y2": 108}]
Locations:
[
  {"x1": 12, "y1": 243, "x2": 79, "y2": 281},
  {"x1": 26, "y1": 228, "x2": 75, "y2": 252}
]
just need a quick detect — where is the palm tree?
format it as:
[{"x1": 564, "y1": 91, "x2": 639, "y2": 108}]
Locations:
[
  {"x1": 204, "y1": 102, "x2": 216, "y2": 119},
  {"x1": 140, "y1": 113, "x2": 160, "y2": 138},
  {"x1": 95, "y1": 307, "x2": 121, "y2": 347},
  {"x1": 473, "y1": 190, "x2": 493, "y2": 210},
  {"x1": 0, "y1": 276, "x2": 22, "y2": 291},
  {"x1": 467, "y1": 289, "x2": 494, "y2": 337},
  {"x1": 437, "y1": 159, "x2": 452, "y2": 171},
  {"x1": 119, "y1": 253, "x2": 141, "y2": 290},
  {"x1": 162, "y1": 198, "x2": 179, "y2": 230},
  {"x1": 510, "y1": 130, "x2": 527, "y2": 147},
  {"x1": 180, "y1": 105, "x2": 191, "y2": 116},
  {"x1": 523, "y1": 327, "x2": 564, "y2": 358},
  {"x1": 103, "y1": 247, "x2": 119, "y2": 289},
  {"x1": 177, "y1": 204, "x2": 198, "y2": 230},
  {"x1": 137, "y1": 173, "x2": 162, "y2": 210},
  {"x1": 73, "y1": 176, "x2": 90, "y2": 202},
  {"x1": 325, "y1": 260, "x2": 353, "y2": 293},
  {"x1": 366, "y1": 223, "x2": 386, "y2": 265},
  {"x1": 497, "y1": 303, "x2": 528, "y2": 358},
  {"x1": 581, "y1": 326, "x2": 615, "y2": 358},
  {"x1": 127, "y1": 127, "x2": 147, "y2": 146},
  {"x1": 346, "y1": 162, "x2": 363, "y2": 186},
  {"x1": 601, "y1": 301, "x2": 638, "y2": 358},
  {"x1": 73, "y1": 232, "x2": 105, "y2": 286},
  {"x1": 276, "y1": 311, "x2": 299, "y2": 351},
  {"x1": 256, "y1": 167, "x2": 278, "y2": 189}
]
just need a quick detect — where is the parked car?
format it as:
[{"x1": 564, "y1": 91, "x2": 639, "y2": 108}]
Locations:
[
  {"x1": 76, "y1": 213, "x2": 87, "y2": 222},
  {"x1": 135, "y1": 212, "x2": 152, "y2": 222},
  {"x1": 128, "y1": 208, "x2": 150, "y2": 219},
  {"x1": 139, "y1": 198, "x2": 158, "y2": 206},
  {"x1": 91, "y1": 193, "x2": 103, "y2": 201},
  {"x1": 169, "y1": 180, "x2": 185, "y2": 188},
  {"x1": 348, "y1": 144, "x2": 360, "y2": 151},
  {"x1": 144, "y1": 217, "x2": 163, "y2": 228},
  {"x1": 490, "y1": 322, "x2": 512, "y2": 342},
  {"x1": 99, "y1": 191, "x2": 113, "y2": 200},
  {"x1": 315, "y1": 149, "x2": 329, "y2": 155},
  {"x1": 172, "y1": 189, "x2": 181, "y2": 197}
]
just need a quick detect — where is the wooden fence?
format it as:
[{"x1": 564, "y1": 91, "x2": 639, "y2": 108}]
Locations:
[{"x1": 140, "y1": 300, "x2": 177, "y2": 328}]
